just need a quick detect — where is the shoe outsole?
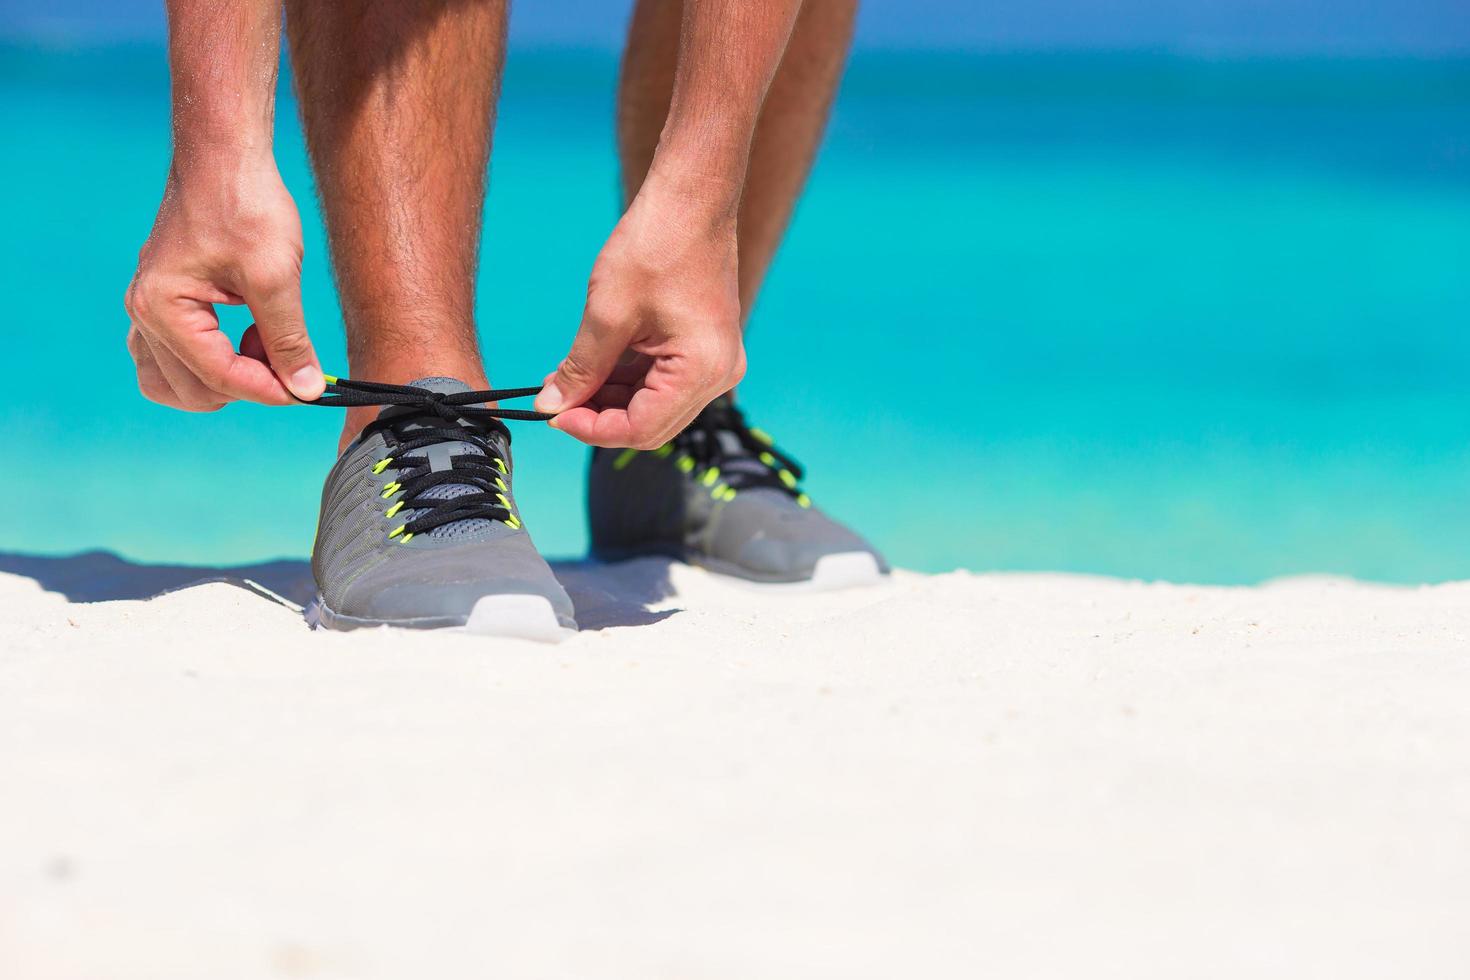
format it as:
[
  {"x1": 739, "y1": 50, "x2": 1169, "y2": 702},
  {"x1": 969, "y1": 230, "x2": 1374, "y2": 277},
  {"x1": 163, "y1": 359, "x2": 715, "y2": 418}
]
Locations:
[
  {"x1": 712, "y1": 551, "x2": 888, "y2": 593},
  {"x1": 590, "y1": 547, "x2": 888, "y2": 592},
  {"x1": 308, "y1": 593, "x2": 576, "y2": 644},
  {"x1": 304, "y1": 551, "x2": 883, "y2": 639},
  {"x1": 463, "y1": 594, "x2": 578, "y2": 642}
]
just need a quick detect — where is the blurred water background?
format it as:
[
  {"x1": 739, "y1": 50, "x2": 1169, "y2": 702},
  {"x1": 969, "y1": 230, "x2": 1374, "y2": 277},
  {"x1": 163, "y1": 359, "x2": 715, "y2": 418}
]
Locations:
[{"x1": 1, "y1": 2, "x2": 1468, "y2": 582}]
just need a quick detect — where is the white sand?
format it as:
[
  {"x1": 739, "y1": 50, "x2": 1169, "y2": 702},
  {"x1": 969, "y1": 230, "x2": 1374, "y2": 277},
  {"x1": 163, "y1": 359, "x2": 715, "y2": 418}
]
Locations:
[{"x1": 2, "y1": 557, "x2": 1469, "y2": 979}]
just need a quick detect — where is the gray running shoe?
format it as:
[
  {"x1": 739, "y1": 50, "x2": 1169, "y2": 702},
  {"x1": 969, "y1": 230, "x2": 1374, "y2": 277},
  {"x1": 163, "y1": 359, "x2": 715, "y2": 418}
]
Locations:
[
  {"x1": 309, "y1": 376, "x2": 576, "y2": 640},
  {"x1": 588, "y1": 395, "x2": 889, "y2": 588}
]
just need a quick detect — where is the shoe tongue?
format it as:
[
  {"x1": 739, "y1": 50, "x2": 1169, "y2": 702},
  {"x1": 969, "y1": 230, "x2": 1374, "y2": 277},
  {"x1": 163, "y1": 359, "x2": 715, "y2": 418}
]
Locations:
[
  {"x1": 404, "y1": 376, "x2": 472, "y2": 396},
  {"x1": 716, "y1": 434, "x2": 771, "y2": 482},
  {"x1": 690, "y1": 397, "x2": 776, "y2": 485},
  {"x1": 374, "y1": 377, "x2": 478, "y2": 429},
  {"x1": 389, "y1": 376, "x2": 503, "y2": 541},
  {"x1": 714, "y1": 429, "x2": 755, "y2": 459}
]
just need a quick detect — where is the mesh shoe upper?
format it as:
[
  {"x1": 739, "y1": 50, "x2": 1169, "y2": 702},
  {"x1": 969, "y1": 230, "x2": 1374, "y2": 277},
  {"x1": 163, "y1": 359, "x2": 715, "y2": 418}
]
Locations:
[
  {"x1": 587, "y1": 395, "x2": 888, "y2": 583},
  {"x1": 311, "y1": 377, "x2": 575, "y2": 628}
]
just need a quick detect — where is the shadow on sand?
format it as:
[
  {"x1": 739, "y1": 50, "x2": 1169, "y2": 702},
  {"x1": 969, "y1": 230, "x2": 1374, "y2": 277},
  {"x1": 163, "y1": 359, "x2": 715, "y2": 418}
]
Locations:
[{"x1": 0, "y1": 550, "x2": 678, "y2": 631}]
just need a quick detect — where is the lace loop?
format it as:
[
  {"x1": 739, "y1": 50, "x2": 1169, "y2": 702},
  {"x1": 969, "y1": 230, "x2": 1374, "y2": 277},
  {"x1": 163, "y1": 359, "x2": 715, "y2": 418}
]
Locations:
[
  {"x1": 302, "y1": 376, "x2": 553, "y2": 422},
  {"x1": 676, "y1": 397, "x2": 806, "y2": 495},
  {"x1": 301, "y1": 376, "x2": 549, "y2": 537}
]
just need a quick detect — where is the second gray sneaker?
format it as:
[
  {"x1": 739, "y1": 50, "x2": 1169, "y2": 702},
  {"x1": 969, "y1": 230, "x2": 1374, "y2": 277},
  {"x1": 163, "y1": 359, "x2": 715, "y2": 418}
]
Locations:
[
  {"x1": 588, "y1": 395, "x2": 888, "y2": 588},
  {"x1": 309, "y1": 376, "x2": 576, "y2": 641}
]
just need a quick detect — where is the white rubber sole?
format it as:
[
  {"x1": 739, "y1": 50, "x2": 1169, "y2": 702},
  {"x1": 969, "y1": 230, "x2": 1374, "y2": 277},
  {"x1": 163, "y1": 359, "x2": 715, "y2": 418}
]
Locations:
[
  {"x1": 462, "y1": 594, "x2": 577, "y2": 643},
  {"x1": 307, "y1": 593, "x2": 576, "y2": 643},
  {"x1": 717, "y1": 551, "x2": 888, "y2": 594}
]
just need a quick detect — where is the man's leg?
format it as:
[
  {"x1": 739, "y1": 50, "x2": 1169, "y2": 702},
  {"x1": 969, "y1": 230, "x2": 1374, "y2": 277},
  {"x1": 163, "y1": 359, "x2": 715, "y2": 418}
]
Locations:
[
  {"x1": 284, "y1": 0, "x2": 508, "y2": 446},
  {"x1": 617, "y1": 0, "x2": 857, "y2": 319},
  {"x1": 286, "y1": 2, "x2": 577, "y2": 638},
  {"x1": 590, "y1": 0, "x2": 886, "y2": 589}
]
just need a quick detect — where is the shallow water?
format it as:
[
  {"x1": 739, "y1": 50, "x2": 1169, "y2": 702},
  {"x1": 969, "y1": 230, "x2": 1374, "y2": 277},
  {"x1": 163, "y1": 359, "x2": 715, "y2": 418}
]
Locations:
[{"x1": 2, "y1": 47, "x2": 1468, "y2": 582}]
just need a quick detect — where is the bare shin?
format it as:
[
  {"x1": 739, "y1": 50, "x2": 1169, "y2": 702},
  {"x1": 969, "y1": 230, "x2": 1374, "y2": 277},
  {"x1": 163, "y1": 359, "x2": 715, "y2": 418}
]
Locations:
[
  {"x1": 617, "y1": 0, "x2": 857, "y2": 321},
  {"x1": 285, "y1": 0, "x2": 508, "y2": 443}
]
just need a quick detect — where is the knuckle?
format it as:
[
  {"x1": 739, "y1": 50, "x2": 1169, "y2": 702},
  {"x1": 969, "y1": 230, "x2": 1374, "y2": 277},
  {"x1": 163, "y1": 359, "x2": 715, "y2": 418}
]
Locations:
[
  {"x1": 725, "y1": 348, "x2": 748, "y2": 386},
  {"x1": 689, "y1": 336, "x2": 744, "y2": 389},
  {"x1": 126, "y1": 275, "x2": 159, "y2": 319},
  {"x1": 241, "y1": 255, "x2": 299, "y2": 293},
  {"x1": 266, "y1": 329, "x2": 312, "y2": 363},
  {"x1": 584, "y1": 296, "x2": 632, "y2": 332},
  {"x1": 557, "y1": 351, "x2": 599, "y2": 386},
  {"x1": 632, "y1": 432, "x2": 666, "y2": 451},
  {"x1": 137, "y1": 375, "x2": 170, "y2": 404},
  {"x1": 191, "y1": 361, "x2": 230, "y2": 390}
]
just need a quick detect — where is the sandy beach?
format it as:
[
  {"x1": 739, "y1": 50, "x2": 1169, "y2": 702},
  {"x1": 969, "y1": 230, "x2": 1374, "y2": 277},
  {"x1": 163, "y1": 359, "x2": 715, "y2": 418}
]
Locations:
[{"x1": 2, "y1": 554, "x2": 1468, "y2": 978}]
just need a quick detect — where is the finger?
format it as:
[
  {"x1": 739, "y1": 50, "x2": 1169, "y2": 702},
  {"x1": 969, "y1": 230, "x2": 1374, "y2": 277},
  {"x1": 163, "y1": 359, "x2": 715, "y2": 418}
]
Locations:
[
  {"x1": 128, "y1": 326, "x2": 185, "y2": 409},
  {"x1": 239, "y1": 323, "x2": 269, "y2": 364},
  {"x1": 550, "y1": 342, "x2": 712, "y2": 447},
  {"x1": 606, "y1": 352, "x2": 653, "y2": 386},
  {"x1": 241, "y1": 271, "x2": 323, "y2": 400},
  {"x1": 534, "y1": 308, "x2": 631, "y2": 415},
  {"x1": 143, "y1": 332, "x2": 227, "y2": 412},
  {"x1": 138, "y1": 285, "x2": 295, "y2": 405},
  {"x1": 584, "y1": 383, "x2": 640, "y2": 411},
  {"x1": 538, "y1": 362, "x2": 645, "y2": 411},
  {"x1": 552, "y1": 365, "x2": 706, "y2": 449},
  {"x1": 548, "y1": 405, "x2": 634, "y2": 447},
  {"x1": 629, "y1": 350, "x2": 716, "y2": 441}
]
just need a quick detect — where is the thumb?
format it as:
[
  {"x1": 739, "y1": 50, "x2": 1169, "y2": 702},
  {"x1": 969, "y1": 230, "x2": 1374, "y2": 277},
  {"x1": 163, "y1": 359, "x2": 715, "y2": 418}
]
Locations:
[
  {"x1": 245, "y1": 278, "x2": 323, "y2": 401},
  {"x1": 535, "y1": 313, "x2": 626, "y2": 415}
]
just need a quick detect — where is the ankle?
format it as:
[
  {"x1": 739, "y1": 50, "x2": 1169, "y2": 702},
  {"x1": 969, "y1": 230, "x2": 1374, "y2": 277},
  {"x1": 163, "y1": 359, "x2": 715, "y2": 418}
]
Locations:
[
  {"x1": 347, "y1": 356, "x2": 489, "y2": 391},
  {"x1": 337, "y1": 407, "x2": 379, "y2": 454},
  {"x1": 333, "y1": 359, "x2": 491, "y2": 453}
]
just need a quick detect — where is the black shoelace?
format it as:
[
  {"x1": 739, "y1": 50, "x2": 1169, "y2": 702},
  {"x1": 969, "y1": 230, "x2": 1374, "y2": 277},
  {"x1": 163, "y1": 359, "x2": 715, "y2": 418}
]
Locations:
[
  {"x1": 302, "y1": 376, "x2": 552, "y2": 539},
  {"x1": 674, "y1": 396, "x2": 806, "y2": 497}
]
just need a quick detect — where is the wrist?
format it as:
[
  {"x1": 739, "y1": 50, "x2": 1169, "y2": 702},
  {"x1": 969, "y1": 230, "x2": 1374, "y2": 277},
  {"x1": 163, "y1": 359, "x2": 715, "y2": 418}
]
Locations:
[
  {"x1": 169, "y1": 118, "x2": 275, "y2": 176},
  {"x1": 640, "y1": 144, "x2": 747, "y2": 228},
  {"x1": 167, "y1": 143, "x2": 279, "y2": 198}
]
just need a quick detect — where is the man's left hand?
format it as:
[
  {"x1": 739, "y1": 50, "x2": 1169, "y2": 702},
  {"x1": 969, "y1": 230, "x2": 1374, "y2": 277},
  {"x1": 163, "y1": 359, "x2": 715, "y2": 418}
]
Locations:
[{"x1": 535, "y1": 174, "x2": 746, "y2": 449}]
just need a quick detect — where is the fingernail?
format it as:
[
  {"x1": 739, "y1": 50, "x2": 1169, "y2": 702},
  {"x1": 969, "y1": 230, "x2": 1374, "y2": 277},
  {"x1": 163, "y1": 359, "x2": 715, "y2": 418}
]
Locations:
[
  {"x1": 535, "y1": 381, "x2": 564, "y2": 414},
  {"x1": 290, "y1": 366, "x2": 325, "y2": 400}
]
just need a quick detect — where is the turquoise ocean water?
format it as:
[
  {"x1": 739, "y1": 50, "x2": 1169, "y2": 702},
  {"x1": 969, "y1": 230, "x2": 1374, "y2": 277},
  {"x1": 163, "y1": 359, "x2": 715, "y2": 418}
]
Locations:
[{"x1": 2, "y1": 47, "x2": 1468, "y2": 582}]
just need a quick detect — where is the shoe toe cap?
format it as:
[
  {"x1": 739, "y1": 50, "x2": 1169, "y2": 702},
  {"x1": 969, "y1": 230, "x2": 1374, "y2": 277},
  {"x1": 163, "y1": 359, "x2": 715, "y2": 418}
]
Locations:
[
  {"x1": 335, "y1": 536, "x2": 575, "y2": 628},
  {"x1": 352, "y1": 575, "x2": 575, "y2": 627},
  {"x1": 717, "y1": 493, "x2": 888, "y2": 582}
]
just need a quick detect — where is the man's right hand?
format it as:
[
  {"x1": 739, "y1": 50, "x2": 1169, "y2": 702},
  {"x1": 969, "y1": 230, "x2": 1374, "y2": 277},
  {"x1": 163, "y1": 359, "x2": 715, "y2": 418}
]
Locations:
[{"x1": 124, "y1": 163, "x2": 324, "y2": 410}]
